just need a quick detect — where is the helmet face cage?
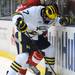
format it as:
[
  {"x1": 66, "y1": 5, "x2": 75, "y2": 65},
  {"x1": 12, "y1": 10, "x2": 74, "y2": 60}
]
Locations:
[{"x1": 45, "y1": 5, "x2": 58, "y2": 20}]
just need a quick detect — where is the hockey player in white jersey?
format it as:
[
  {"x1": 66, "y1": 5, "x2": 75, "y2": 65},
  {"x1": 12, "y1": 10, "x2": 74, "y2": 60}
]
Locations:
[{"x1": 7, "y1": 3, "x2": 59, "y2": 75}]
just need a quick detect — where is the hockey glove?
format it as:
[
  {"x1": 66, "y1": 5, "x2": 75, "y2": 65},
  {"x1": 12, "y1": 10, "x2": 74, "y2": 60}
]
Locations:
[
  {"x1": 59, "y1": 16, "x2": 72, "y2": 26},
  {"x1": 16, "y1": 17, "x2": 28, "y2": 32}
]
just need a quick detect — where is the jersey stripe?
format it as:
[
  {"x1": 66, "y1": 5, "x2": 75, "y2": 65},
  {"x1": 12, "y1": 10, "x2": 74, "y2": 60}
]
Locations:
[
  {"x1": 10, "y1": 61, "x2": 22, "y2": 72},
  {"x1": 44, "y1": 57, "x2": 55, "y2": 65}
]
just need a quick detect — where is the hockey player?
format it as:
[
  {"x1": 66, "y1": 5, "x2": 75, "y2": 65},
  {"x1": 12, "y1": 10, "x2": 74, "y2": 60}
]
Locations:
[{"x1": 7, "y1": 4, "x2": 59, "y2": 75}]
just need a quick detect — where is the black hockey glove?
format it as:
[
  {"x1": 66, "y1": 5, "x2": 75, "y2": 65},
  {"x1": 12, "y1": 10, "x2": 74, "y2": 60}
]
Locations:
[
  {"x1": 59, "y1": 16, "x2": 72, "y2": 26},
  {"x1": 16, "y1": 17, "x2": 28, "y2": 32}
]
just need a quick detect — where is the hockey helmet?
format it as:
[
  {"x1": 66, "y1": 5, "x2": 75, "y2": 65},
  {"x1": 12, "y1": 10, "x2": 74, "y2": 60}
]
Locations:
[{"x1": 44, "y1": 5, "x2": 58, "y2": 20}]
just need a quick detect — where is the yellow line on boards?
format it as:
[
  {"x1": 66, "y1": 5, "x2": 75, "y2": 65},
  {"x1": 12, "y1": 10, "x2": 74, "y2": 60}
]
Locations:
[{"x1": 0, "y1": 50, "x2": 16, "y2": 61}]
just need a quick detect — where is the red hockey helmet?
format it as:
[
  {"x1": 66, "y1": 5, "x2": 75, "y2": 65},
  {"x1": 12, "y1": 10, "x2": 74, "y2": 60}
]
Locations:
[{"x1": 16, "y1": 0, "x2": 40, "y2": 13}]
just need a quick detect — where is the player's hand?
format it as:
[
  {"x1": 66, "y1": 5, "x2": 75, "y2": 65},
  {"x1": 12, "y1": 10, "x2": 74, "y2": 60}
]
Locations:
[
  {"x1": 16, "y1": 17, "x2": 28, "y2": 32},
  {"x1": 59, "y1": 16, "x2": 72, "y2": 26}
]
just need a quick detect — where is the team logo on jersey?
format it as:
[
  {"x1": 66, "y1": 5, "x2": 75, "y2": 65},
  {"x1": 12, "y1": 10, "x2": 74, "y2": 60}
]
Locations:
[{"x1": 23, "y1": 10, "x2": 29, "y2": 14}]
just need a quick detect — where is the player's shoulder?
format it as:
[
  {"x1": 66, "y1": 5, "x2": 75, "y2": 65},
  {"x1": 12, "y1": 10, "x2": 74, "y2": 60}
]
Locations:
[{"x1": 23, "y1": 5, "x2": 44, "y2": 11}]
